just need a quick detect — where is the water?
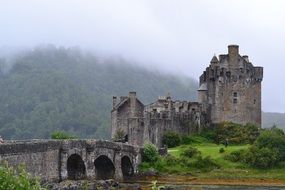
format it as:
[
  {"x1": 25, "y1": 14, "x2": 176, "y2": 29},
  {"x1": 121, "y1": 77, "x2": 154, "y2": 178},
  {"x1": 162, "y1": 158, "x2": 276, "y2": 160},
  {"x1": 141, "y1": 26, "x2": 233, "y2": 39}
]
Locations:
[
  {"x1": 155, "y1": 184, "x2": 285, "y2": 190},
  {"x1": 124, "y1": 175, "x2": 285, "y2": 190}
]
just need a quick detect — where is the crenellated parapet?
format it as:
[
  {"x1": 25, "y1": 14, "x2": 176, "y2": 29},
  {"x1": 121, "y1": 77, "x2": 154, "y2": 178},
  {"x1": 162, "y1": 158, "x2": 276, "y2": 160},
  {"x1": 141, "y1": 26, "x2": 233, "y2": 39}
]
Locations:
[{"x1": 198, "y1": 45, "x2": 263, "y2": 127}]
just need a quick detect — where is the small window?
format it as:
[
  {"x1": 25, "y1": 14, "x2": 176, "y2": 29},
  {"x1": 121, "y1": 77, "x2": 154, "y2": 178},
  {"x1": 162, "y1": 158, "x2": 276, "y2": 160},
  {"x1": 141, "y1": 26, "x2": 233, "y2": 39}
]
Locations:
[
  {"x1": 254, "y1": 99, "x2": 256, "y2": 104},
  {"x1": 226, "y1": 71, "x2": 231, "y2": 77},
  {"x1": 192, "y1": 108, "x2": 196, "y2": 111},
  {"x1": 233, "y1": 98, "x2": 237, "y2": 104},
  {"x1": 233, "y1": 92, "x2": 237, "y2": 97}
]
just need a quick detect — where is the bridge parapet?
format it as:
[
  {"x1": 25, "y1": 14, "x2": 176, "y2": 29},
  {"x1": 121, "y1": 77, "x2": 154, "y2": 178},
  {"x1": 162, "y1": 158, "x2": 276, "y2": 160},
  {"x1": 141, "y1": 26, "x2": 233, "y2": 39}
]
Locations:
[{"x1": 0, "y1": 139, "x2": 141, "y2": 182}]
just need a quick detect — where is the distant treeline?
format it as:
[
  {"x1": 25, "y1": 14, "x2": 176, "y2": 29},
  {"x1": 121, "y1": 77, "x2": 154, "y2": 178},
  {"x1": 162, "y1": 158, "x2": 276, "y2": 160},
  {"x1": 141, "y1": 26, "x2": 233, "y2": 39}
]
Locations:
[{"x1": 0, "y1": 46, "x2": 197, "y2": 139}]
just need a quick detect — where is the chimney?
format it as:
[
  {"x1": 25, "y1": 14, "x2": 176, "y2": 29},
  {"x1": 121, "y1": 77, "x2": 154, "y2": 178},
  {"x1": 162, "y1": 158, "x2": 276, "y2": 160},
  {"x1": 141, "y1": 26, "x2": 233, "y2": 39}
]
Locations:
[
  {"x1": 112, "y1": 96, "x2": 117, "y2": 108},
  {"x1": 129, "y1": 92, "x2": 136, "y2": 117},
  {"x1": 228, "y1": 44, "x2": 239, "y2": 61}
]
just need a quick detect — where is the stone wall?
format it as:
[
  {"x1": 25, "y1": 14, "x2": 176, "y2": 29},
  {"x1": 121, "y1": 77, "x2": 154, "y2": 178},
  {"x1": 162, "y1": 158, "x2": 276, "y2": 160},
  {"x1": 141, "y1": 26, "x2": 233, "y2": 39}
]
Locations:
[
  {"x1": 0, "y1": 140, "x2": 141, "y2": 182},
  {"x1": 198, "y1": 45, "x2": 263, "y2": 127}
]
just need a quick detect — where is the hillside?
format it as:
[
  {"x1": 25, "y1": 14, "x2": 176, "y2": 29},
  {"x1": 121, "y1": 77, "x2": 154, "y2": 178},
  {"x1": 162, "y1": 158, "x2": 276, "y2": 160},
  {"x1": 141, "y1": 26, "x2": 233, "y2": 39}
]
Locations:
[
  {"x1": 262, "y1": 112, "x2": 285, "y2": 129},
  {"x1": 0, "y1": 46, "x2": 198, "y2": 140}
]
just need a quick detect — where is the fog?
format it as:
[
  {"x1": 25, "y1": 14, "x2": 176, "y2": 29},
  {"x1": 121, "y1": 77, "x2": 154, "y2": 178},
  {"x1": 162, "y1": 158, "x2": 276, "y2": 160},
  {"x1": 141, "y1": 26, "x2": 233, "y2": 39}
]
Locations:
[{"x1": 0, "y1": 0, "x2": 285, "y2": 112}]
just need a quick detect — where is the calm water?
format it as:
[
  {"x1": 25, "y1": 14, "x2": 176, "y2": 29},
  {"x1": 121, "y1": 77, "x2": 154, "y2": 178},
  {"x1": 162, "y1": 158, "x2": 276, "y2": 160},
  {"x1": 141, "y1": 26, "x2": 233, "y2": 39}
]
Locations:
[{"x1": 156, "y1": 184, "x2": 285, "y2": 190}]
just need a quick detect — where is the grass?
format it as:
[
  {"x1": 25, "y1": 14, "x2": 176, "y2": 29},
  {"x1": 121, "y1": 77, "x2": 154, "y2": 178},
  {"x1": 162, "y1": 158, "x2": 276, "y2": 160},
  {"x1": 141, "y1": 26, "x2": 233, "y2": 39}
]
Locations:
[{"x1": 168, "y1": 143, "x2": 285, "y2": 180}]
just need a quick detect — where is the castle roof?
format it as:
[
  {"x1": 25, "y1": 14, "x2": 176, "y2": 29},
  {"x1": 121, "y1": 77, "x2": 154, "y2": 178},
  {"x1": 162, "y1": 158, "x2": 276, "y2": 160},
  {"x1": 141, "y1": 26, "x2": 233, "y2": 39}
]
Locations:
[
  {"x1": 198, "y1": 83, "x2": 207, "y2": 91},
  {"x1": 210, "y1": 55, "x2": 219, "y2": 63},
  {"x1": 112, "y1": 96, "x2": 144, "y2": 112}
]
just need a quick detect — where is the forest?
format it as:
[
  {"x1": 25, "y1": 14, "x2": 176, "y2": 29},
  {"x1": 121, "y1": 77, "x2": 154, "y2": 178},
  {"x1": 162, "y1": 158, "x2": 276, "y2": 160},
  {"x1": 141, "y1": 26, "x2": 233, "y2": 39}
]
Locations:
[{"x1": 0, "y1": 46, "x2": 197, "y2": 139}]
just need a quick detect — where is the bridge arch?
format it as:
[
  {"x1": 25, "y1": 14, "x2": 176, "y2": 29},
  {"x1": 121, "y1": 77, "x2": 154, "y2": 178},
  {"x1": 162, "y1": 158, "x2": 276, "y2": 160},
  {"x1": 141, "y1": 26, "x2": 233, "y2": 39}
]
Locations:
[
  {"x1": 67, "y1": 154, "x2": 86, "y2": 180},
  {"x1": 94, "y1": 155, "x2": 115, "y2": 180},
  {"x1": 121, "y1": 155, "x2": 134, "y2": 178}
]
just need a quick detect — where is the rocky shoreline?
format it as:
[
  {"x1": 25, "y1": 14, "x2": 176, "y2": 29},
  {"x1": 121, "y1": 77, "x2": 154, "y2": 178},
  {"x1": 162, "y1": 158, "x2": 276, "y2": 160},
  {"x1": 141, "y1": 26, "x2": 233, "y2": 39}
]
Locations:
[{"x1": 45, "y1": 179, "x2": 142, "y2": 190}]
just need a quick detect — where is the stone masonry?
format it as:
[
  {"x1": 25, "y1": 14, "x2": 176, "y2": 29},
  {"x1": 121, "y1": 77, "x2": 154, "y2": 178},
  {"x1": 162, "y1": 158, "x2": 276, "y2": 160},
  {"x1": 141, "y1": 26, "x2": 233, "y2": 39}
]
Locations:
[
  {"x1": 0, "y1": 139, "x2": 141, "y2": 182},
  {"x1": 111, "y1": 45, "x2": 263, "y2": 147}
]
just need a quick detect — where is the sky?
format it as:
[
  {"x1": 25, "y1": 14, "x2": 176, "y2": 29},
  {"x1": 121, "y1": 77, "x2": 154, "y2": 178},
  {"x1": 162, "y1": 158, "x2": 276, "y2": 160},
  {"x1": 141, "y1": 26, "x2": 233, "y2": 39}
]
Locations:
[{"x1": 0, "y1": 0, "x2": 285, "y2": 112}]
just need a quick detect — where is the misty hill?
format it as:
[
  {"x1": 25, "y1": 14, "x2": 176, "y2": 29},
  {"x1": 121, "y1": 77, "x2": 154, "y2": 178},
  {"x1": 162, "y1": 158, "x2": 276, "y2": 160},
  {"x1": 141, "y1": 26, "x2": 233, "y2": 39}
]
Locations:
[
  {"x1": 262, "y1": 112, "x2": 285, "y2": 130},
  {"x1": 0, "y1": 46, "x2": 197, "y2": 140}
]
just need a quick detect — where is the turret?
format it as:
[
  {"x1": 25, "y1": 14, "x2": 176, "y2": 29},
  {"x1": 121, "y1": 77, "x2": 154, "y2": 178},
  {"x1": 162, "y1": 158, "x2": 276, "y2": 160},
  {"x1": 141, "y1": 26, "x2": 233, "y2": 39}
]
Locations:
[{"x1": 210, "y1": 55, "x2": 219, "y2": 65}]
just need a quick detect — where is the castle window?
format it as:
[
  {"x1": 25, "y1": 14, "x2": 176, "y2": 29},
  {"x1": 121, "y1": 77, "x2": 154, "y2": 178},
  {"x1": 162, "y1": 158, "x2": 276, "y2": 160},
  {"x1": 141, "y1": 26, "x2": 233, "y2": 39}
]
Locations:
[
  {"x1": 233, "y1": 98, "x2": 237, "y2": 104},
  {"x1": 254, "y1": 99, "x2": 256, "y2": 104},
  {"x1": 240, "y1": 68, "x2": 244, "y2": 73},
  {"x1": 233, "y1": 92, "x2": 237, "y2": 97},
  {"x1": 226, "y1": 71, "x2": 231, "y2": 77}
]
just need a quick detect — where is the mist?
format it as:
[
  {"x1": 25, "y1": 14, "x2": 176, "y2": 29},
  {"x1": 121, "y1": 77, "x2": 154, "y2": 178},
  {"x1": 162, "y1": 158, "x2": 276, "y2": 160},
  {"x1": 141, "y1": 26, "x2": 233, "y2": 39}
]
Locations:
[{"x1": 1, "y1": 0, "x2": 285, "y2": 112}]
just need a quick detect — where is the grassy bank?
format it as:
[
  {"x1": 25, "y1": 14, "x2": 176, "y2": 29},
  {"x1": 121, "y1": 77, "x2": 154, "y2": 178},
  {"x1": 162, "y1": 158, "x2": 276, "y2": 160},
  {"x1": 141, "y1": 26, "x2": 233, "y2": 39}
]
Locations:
[
  {"x1": 169, "y1": 143, "x2": 285, "y2": 179},
  {"x1": 140, "y1": 141, "x2": 285, "y2": 180}
]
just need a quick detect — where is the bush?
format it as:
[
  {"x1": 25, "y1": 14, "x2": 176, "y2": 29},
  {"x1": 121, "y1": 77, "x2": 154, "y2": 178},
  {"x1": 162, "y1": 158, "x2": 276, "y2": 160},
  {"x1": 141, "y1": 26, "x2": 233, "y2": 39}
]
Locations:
[
  {"x1": 162, "y1": 132, "x2": 180, "y2": 148},
  {"x1": 180, "y1": 135, "x2": 209, "y2": 145},
  {"x1": 51, "y1": 131, "x2": 77, "y2": 139},
  {"x1": 142, "y1": 143, "x2": 159, "y2": 163},
  {"x1": 193, "y1": 156, "x2": 220, "y2": 172},
  {"x1": 180, "y1": 147, "x2": 201, "y2": 158},
  {"x1": 200, "y1": 129, "x2": 216, "y2": 142},
  {"x1": 224, "y1": 149, "x2": 246, "y2": 162},
  {"x1": 164, "y1": 154, "x2": 178, "y2": 165},
  {"x1": 0, "y1": 162, "x2": 45, "y2": 190},
  {"x1": 255, "y1": 127, "x2": 285, "y2": 160},
  {"x1": 214, "y1": 122, "x2": 259, "y2": 145},
  {"x1": 113, "y1": 128, "x2": 126, "y2": 141},
  {"x1": 219, "y1": 148, "x2": 225, "y2": 153},
  {"x1": 244, "y1": 146, "x2": 279, "y2": 168}
]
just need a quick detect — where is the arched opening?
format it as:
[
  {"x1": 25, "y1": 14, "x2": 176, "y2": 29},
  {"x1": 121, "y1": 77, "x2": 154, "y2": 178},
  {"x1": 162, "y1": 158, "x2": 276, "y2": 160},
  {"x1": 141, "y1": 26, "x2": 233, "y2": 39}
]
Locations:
[
  {"x1": 94, "y1": 155, "x2": 115, "y2": 180},
  {"x1": 67, "y1": 154, "x2": 86, "y2": 180},
  {"x1": 121, "y1": 156, "x2": 134, "y2": 178}
]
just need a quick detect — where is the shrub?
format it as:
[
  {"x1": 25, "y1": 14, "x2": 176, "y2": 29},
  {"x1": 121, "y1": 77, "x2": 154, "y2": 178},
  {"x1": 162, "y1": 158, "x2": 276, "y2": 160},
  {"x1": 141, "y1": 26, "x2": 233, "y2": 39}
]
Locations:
[
  {"x1": 51, "y1": 131, "x2": 77, "y2": 139},
  {"x1": 200, "y1": 129, "x2": 216, "y2": 142},
  {"x1": 193, "y1": 156, "x2": 220, "y2": 172},
  {"x1": 219, "y1": 148, "x2": 225, "y2": 153},
  {"x1": 244, "y1": 146, "x2": 279, "y2": 168},
  {"x1": 180, "y1": 135, "x2": 209, "y2": 145},
  {"x1": 142, "y1": 143, "x2": 159, "y2": 163},
  {"x1": 0, "y1": 161, "x2": 46, "y2": 190},
  {"x1": 162, "y1": 132, "x2": 180, "y2": 148},
  {"x1": 164, "y1": 154, "x2": 178, "y2": 165},
  {"x1": 214, "y1": 122, "x2": 259, "y2": 145},
  {"x1": 255, "y1": 127, "x2": 285, "y2": 160},
  {"x1": 113, "y1": 128, "x2": 126, "y2": 141},
  {"x1": 180, "y1": 147, "x2": 201, "y2": 158},
  {"x1": 224, "y1": 149, "x2": 246, "y2": 162}
]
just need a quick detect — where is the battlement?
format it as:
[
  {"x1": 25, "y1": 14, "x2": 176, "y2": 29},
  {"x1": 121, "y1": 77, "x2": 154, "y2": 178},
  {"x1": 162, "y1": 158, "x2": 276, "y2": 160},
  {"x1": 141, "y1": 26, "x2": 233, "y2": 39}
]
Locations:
[{"x1": 198, "y1": 45, "x2": 263, "y2": 128}]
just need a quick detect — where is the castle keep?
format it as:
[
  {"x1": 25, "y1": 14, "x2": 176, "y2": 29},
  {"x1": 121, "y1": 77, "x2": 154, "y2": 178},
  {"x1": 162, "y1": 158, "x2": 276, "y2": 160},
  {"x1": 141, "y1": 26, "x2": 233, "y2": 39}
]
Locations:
[{"x1": 111, "y1": 45, "x2": 263, "y2": 147}]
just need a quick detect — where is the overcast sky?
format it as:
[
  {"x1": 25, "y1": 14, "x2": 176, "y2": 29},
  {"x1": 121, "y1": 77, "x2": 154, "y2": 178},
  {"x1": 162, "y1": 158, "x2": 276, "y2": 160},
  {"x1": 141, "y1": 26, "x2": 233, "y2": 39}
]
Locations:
[{"x1": 0, "y1": 0, "x2": 285, "y2": 112}]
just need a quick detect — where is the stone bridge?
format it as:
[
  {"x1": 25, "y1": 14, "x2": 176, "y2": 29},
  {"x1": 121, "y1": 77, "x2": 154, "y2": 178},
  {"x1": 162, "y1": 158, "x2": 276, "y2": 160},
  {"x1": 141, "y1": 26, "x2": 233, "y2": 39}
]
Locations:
[{"x1": 0, "y1": 139, "x2": 141, "y2": 182}]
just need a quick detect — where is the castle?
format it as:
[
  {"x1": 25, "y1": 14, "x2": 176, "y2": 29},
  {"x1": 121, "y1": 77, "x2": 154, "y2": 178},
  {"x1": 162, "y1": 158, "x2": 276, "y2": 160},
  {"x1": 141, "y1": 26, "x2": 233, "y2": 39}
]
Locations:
[{"x1": 111, "y1": 45, "x2": 263, "y2": 147}]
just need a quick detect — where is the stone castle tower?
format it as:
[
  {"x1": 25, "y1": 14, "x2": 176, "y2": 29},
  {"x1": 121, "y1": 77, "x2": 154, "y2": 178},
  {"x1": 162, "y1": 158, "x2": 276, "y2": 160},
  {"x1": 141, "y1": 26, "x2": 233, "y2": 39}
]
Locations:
[
  {"x1": 111, "y1": 45, "x2": 263, "y2": 147},
  {"x1": 198, "y1": 45, "x2": 263, "y2": 127}
]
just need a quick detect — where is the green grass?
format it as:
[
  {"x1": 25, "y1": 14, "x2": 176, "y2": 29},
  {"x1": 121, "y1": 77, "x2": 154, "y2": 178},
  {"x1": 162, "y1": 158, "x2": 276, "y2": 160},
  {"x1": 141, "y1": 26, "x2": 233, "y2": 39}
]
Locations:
[{"x1": 166, "y1": 143, "x2": 285, "y2": 180}]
